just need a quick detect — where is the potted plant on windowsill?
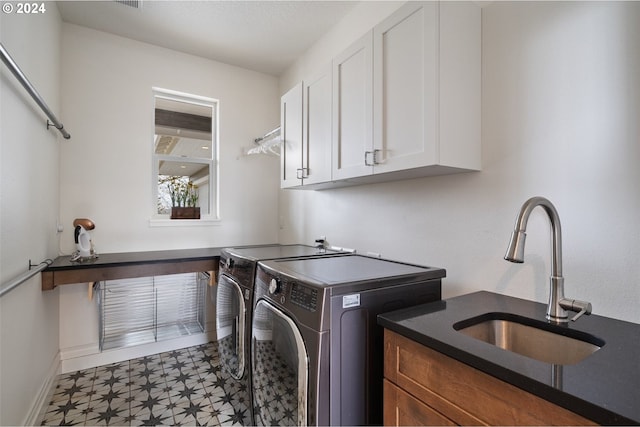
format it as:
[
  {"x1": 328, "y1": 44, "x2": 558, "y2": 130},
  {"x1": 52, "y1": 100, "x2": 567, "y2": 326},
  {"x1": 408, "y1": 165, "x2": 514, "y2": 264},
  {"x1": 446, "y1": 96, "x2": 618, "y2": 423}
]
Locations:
[{"x1": 166, "y1": 177, "x2": 200, "y2": 219}]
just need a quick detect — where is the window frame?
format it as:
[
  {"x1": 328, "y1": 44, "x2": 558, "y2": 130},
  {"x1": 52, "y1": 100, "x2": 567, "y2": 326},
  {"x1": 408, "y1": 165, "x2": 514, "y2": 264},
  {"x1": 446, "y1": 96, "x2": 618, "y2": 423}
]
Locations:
[{"x1": 151, "y1": 87, "x2": 220, "y2": 225}]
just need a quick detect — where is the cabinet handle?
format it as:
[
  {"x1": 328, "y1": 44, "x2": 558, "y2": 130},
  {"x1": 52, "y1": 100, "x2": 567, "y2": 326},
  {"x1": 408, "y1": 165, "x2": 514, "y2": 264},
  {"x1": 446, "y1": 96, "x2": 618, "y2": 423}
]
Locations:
[
  {"x1": 296, "y1": 168, "x2": 309, "y2": 180},
  {"x1": 373, "y1": 149, "x2": 382, "y2": 165},
  {"x1": 365, "y1": 150, "x2": 382, "y2": 166},
  {"x1": 365, "y1": 151, "x2": 374, "y2": 166}
]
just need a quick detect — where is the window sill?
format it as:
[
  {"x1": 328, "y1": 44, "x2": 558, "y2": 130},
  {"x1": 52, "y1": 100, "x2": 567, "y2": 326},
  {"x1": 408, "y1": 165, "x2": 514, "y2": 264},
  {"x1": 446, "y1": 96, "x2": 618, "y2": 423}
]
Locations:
[{"x1": 148, "y1": 217, "x2": 221, "y2": 227}]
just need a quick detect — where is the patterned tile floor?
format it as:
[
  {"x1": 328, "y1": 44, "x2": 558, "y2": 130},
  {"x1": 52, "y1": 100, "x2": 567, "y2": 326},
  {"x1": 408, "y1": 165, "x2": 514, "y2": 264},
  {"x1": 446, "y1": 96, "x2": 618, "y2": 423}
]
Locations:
[{"x1": 40, "y1": 341, "x2": 251, "y2": 426}]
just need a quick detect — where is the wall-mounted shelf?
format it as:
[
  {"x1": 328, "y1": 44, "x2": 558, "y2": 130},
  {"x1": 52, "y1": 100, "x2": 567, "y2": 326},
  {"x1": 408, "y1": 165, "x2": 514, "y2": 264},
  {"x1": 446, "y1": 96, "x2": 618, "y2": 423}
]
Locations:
[{"x1": 41, "y1": 248, "x2": 221, "y2": 290}]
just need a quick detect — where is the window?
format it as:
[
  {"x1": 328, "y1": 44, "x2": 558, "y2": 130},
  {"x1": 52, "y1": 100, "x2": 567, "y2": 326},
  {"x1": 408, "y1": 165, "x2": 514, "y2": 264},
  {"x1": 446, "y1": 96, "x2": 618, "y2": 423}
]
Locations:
[{"x1": 152, "y1": 88, "x2": 219, "y2": 220}]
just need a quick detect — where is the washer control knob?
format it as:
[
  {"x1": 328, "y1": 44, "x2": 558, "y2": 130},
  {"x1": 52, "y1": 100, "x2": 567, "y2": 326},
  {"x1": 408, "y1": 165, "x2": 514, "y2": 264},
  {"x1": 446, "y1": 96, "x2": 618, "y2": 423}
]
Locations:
[{"x1": 269, "y1": 278, "x2": 282, "y2": 295}]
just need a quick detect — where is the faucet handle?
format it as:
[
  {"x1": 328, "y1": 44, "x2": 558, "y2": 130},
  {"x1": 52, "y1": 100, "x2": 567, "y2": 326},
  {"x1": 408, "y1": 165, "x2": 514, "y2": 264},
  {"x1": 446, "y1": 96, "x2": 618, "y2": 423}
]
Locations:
[{"x1": 559, "y1": 298, "x2": 592, "y2": 321}]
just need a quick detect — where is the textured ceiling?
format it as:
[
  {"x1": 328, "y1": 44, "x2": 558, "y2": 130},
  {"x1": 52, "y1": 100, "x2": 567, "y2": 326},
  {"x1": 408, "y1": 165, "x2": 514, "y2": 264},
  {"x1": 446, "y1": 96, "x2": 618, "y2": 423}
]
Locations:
[{"x1": 57, "y1": 0, "x2": 358, "y2": 76}]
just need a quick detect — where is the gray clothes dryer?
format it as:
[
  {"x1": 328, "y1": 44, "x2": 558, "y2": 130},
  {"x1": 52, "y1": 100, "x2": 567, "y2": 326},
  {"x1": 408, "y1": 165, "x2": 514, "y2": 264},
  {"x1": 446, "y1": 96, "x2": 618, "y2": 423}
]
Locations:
[
  {"x1": 215, "y1": 244, "x2": 341, "y2": 425},
  {"x1": 251, "y1": 254, "x2": 445, "y2": 426}
]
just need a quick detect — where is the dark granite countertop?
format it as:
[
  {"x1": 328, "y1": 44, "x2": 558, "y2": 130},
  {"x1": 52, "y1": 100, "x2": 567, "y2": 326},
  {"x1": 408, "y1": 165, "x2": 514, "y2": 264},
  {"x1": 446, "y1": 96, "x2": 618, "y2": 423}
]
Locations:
[
  {"x1": 45, "y1": 247, "x2": 225, "y2": 271},
  {"x1": 41, "y1": 243, "x2": 286, "y2": 289},
  {"x1": 378, "y1": 291, "x2": 640, "y2": 425}
]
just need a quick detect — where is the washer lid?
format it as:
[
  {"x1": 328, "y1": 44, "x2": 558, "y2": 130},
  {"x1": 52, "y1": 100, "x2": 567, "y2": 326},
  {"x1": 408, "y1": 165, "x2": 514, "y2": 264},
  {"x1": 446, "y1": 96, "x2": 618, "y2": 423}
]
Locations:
[
  {"x1": 263, "y1": 255, "x2": 445, "y2": 286},
  {"x1": 224, "y1": 244, "x2": 336, "y2": 261}
]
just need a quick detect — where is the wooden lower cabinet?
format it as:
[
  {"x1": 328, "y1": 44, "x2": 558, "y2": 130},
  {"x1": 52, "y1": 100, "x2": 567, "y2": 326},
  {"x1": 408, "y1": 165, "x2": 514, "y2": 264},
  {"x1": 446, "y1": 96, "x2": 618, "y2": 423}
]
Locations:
[
  {"x1": 384, "y1": 379, "x2": 456, "y2": 426},
  {"x1": 383, "y1": 329, "x2": 597, "y2": 426}
]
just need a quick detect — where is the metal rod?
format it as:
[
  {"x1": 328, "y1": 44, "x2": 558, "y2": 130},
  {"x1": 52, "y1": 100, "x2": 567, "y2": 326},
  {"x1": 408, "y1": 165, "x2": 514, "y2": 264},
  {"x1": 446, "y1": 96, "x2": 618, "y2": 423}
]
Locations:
[
  {"x1": 0, "y1": 43, "x2": 71, "y2": 139},
  {"x1": 254, "y1": 126, "x2": 281, "y2": 144},
  {"x1": 0, "y1": 259, "x2": 53, "y2": 298}
]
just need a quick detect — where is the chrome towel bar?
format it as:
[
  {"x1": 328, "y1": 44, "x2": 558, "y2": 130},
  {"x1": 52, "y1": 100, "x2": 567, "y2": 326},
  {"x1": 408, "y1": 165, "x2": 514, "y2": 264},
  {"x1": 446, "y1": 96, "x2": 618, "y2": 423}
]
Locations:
[
  {"x1": 0, "y1": 259, "x2": 53, "y2": 298},
  {"x1": 0, "y1": 42, "x2": 71, "y2": 139}
]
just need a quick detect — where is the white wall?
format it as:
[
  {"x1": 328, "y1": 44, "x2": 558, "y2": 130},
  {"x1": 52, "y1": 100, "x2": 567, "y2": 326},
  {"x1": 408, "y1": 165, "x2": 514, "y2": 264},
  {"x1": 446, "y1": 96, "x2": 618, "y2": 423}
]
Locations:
[
  {"x1": 278, "y1": 1, "x2": 640, "y2": 324},
  {"x1": 0, "y1": 6, "x2": 62, "y2": 426},
  {"x1": 57, "y1": 24, "x2": 281, "y2": 370},
  {"x1": 59, "y1": 23, "x2": 280, "y2": 255},
  {"x1": 279, "y1": 1, "x2": 402, "y2": 94}
]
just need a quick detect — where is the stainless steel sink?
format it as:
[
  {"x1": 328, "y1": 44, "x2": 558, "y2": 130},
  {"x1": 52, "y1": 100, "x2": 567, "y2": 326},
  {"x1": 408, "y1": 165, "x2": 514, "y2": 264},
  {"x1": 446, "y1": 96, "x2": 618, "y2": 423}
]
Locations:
[{"x1": 453, "y1": 313, "x2": 605, "y2": 365}]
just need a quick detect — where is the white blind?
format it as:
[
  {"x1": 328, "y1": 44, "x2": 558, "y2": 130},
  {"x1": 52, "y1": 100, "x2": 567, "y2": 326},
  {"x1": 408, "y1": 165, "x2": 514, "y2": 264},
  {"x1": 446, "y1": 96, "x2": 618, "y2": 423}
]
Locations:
[{"x1": 98, "y1": 272, "x2": 206, "y2": 351}]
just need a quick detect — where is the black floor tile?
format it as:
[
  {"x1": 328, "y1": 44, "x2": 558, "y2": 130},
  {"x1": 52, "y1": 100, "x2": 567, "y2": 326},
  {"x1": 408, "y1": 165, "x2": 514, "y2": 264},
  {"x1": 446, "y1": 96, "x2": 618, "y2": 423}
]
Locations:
[{"x1": 40, "y1": 341, "x2": 249, "y2": 426}]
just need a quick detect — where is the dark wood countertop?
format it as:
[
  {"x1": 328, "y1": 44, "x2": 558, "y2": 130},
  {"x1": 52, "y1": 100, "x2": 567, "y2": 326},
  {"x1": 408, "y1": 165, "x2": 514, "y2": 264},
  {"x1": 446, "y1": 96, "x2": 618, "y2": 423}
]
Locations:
[
  {"x1": 378, "y1": 291, "x2": 640, "y2": 425},
  {"x1": 42, "y1": 247, "x2": 225, "y2": 290}
]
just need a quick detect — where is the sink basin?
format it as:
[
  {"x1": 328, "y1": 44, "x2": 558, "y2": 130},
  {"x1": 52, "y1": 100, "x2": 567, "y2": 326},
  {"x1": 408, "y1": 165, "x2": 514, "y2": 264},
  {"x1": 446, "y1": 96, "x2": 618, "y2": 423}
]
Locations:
[{"x1": 453, "y1": 313, "x2": 605, "y2": 365}]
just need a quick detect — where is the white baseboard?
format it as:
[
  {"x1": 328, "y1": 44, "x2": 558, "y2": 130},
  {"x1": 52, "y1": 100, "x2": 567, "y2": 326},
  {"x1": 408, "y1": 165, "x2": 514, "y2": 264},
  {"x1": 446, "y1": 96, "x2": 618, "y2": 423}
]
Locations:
[
  {"x1": 24, "y1": 350, "x2": 61, "y2": 426},
  {"x1": 60, "y1": 331, "x2": 216, "y2": 374}
]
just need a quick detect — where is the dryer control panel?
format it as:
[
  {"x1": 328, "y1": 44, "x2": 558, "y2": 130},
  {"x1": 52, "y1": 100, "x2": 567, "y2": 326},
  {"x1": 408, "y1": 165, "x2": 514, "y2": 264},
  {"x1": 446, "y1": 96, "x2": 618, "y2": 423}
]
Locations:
[{"x1": 290, "y1": 283, "x2": 318, "y2": 312}]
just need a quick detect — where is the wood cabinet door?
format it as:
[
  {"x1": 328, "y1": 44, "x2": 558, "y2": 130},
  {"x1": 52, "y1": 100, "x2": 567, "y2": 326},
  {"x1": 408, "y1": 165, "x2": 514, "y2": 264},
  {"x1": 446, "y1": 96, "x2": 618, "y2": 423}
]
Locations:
[
  {"x1": 373, "y1": 2, "x2": 438, "y2": 174},
  {"x1": 302, "y1": 67, "x2": 332, "y2": 185},
  {"x1": 384, "y1": 329, "x2": 596, "y2": 426},
  {"x1": 281, "y1": 82, "x2": 303, "y2": 188},
  {"x1": 332, "y1": 31, "x2": 373, "y2": 180},
  {"x1": 384, "y1": 379, "x2": 456, "y2": 426}
]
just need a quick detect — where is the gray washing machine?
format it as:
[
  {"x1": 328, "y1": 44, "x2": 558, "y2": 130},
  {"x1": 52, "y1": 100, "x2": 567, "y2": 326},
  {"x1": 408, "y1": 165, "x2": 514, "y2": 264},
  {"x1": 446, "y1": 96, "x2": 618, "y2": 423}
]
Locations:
[
  {"x1": 251, "y1": 254, "x2": 445, "y2": 426},
  {"x1": 215, "y1": 244, "x2": 342, "y2": 425}
]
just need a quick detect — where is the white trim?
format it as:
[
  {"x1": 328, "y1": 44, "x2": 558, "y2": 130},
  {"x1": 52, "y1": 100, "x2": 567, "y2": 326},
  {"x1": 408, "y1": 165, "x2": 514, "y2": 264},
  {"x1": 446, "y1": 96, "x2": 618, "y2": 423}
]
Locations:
[
  {"x1": 60, "y1": 343, "x2": 100, "y2": 361},
  {"x1": 152, "y1": 87, "x2": 218, "y2": 106},
  {"x1": 151, "y1": 87, "x2": 220, "y2": 221},
  {"x1": 148, "y1": 218, "x2": 222, "y2": 227},
  {"x1": 24, "y1": 351, "x2": 61, "y2": 427},
  {"x1": 60, "y1": 332, "x2": 214, "y2": 374}
]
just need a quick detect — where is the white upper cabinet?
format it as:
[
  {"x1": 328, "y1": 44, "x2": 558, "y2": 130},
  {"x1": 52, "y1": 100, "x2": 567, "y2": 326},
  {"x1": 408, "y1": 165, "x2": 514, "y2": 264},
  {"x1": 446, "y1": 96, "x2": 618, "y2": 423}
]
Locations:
[
  {"x1": 280, "y1": 70, "x2": 333, "y2": 189},
  {"x1": 437, "y1": 1, "x2": 481, "y2": 171},
  {"x1": 302, "y1": 67, "x2": 332, "y2": 186},
  {"x1": 333, "y1": 2, "x2": 481, "y2": 185},
  {"x1": 332, "y1": 31, "x2": 374, "y2": 181},
  {"x1": 372, "y1": 2, "x2": 439, "y2": 174},
  {"x1": 280, "y1": 82, "x2": 303, "y2": 188},
  {"x1": 284, "y1": 1, "x2": 481, "y2": 189}
]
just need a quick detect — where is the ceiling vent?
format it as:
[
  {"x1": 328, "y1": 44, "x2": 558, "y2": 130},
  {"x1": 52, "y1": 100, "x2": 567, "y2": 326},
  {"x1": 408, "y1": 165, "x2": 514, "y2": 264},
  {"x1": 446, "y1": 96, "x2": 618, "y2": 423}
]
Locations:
[{"x1": 114, "y1": 0, "x2": 142, "y2": 9}]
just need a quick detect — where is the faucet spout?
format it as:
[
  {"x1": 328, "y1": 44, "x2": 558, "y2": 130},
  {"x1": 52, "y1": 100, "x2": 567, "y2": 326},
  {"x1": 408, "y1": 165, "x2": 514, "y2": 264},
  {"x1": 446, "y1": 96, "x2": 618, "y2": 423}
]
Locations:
[
  {"x1": 505, "y1": 197, "x2": 563, "y2": 277},
  {"x1": 504, "y1": 197, "x2": 591, "y2": 323}
]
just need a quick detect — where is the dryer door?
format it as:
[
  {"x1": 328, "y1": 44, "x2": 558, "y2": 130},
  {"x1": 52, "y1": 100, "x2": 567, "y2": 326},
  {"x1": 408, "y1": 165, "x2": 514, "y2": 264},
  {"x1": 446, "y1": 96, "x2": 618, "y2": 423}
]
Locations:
[
  {"x1": 252, "y1": 299, "x2": 308, "y2": 426},
  {"x1": 215, "y1": 274, "x2": 246, "y2": 379}
]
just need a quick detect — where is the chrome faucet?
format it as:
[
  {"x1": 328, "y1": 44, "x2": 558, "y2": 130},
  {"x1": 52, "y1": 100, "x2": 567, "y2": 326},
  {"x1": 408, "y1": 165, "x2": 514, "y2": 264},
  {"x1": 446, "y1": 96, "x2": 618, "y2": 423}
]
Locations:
[{"x1": 504, "y1": 197, "x2": 592, "y2": 323}]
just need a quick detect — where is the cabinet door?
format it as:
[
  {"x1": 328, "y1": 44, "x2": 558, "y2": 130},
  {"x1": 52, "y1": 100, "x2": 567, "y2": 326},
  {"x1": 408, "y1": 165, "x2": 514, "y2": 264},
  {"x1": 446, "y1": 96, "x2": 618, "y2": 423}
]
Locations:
[
  {"x1": 332, "y1": 31, "x2": 373, "y2": 180},
  {"x1": 281, "y1": 82, "x2": 303, "y2": 188},
  {"x1": 302, "y1": 67, "x2": 332, "y2": 185},
  {"x1": 384, "y1": 330, "x2": 596, "y2": 426},
  {"x1": 383, "y1": 379, "x2": 456, "y2": 426},
  {"x1": 373, "y1": 2, "x2": 438, "y2": 174}
]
